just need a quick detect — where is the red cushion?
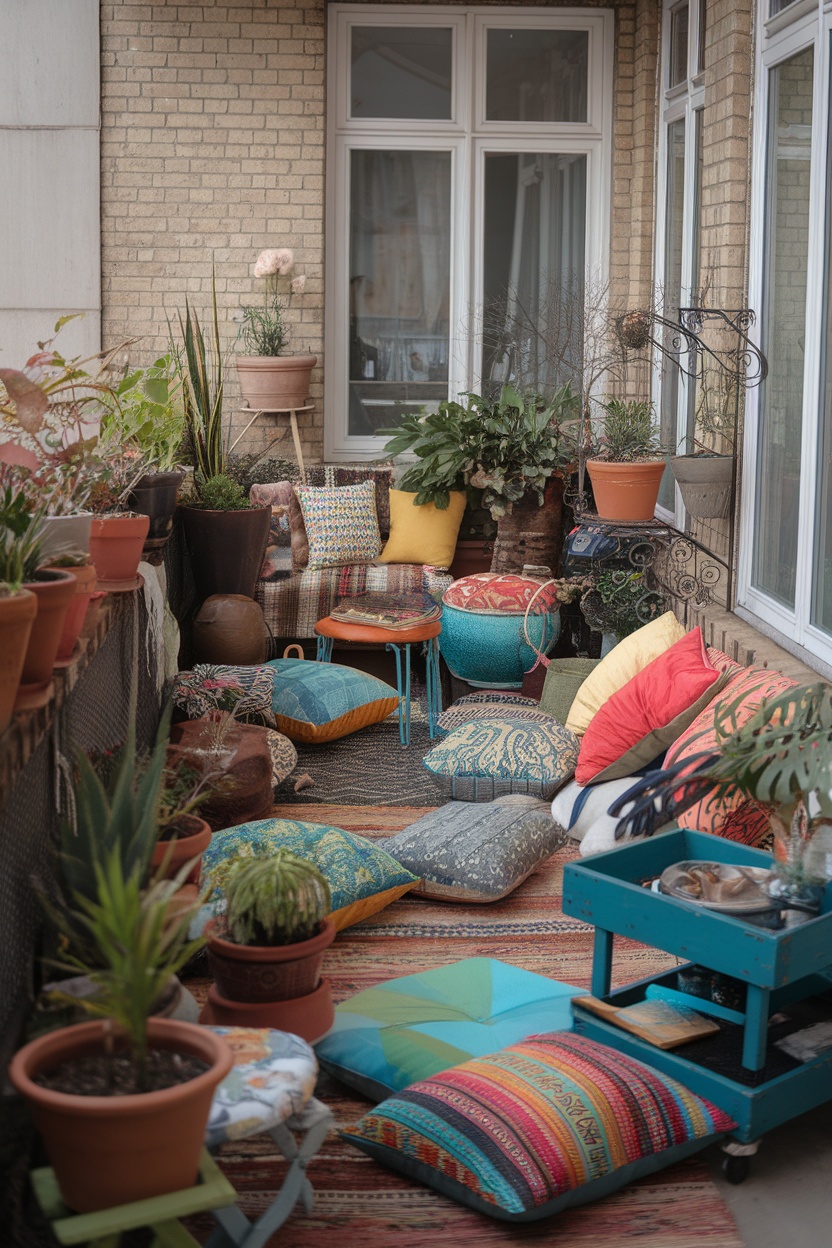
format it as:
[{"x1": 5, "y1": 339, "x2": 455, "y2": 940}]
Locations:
[{"x1": 576, "y1": 628, "x2": 725, "y2": 785}]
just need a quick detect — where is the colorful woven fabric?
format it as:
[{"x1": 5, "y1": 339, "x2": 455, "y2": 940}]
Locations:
[
  {"x1": 664, "y1": 664, "x2": 799, "y2": 844},
  {"x1": 343, "y1": 1032, "x2": 736, "y2": 1222},
  {"x1": 294, "y1": 480, "x2": 381, "y2": 570},
  {"x1": 250, "y1": 480, "x2": 308, "y2": 577},
  {"x1": 257, "y1": 561, "x2": 453, "y2": 639},
  {"x1": 173, "y1": 664, "x2": 277, "y2": 727},
  {"x1": 315, "y1": 959, "x2": 579, "y2": 1100},
  {"x1": 205, "y1": 1027, "x2": 318, "y2": 1148},
  {"x1": 452, "y1": 692, "x2": 540, "y2": 708},
  {"x1": 203, "y1": 817, "x2": 419, "y2": 931},
  {"x1": 443, "y1": 573, "x2": 561, "y2": 614},
  {"x1": 263, "y1": 728, "x2": 298, "y2": 784},
  {"x1": 436, "y1": 704, "x2": 561, "y2": 735},
  {"x1": 267, "y1": 657, "x2": 399, "y2": 743},
  {"x1": 423, "y1": 717, "x2": 579, "y2": 801}
]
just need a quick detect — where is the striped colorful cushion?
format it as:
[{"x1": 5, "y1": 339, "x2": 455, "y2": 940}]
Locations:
[
  {"x1": 664, "y1": 664, "x2": 798, "y2": 845},
  {"x1": 343, "y1": 1032, "x2": 735, "y2": 1222}
]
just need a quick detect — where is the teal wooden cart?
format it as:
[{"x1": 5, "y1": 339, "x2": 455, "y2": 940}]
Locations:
[{"x1": 562, "y1": 829, "x2": 832, "y2": 1180}]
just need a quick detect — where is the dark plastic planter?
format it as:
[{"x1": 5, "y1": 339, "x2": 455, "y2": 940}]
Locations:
[
  {"x1": 129, "y1": 470, "x2": 186, "y2": 541},
  {"x1": 179, "y1": 504, "x2": 270, "y2": 603}
]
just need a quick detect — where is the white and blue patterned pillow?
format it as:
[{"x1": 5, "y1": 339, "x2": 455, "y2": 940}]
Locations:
[
  {"x1": 423, "y1": 717, "x2": 580, "y2": 801},
  {"x1": 294, "y1": 481, "x2": 381, "y2": 570}
]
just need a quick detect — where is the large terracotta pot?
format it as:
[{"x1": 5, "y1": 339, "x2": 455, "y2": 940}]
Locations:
[
  {"x1": 8, "y1": 1018, "x2": 233, "y2": 1214},
  {"x1": 206, "y1": 917, "x2": 336, "y2": 1003},
  {"x1": 167, "y1": 719, "x2": 274, "y2": 831},
  {"x1": 88, "y1": 513, "x2": 150, "y2": 590},
  {"x1": 180, "y1": 504, "x2": 271, "y2": 604},
  {"x1": 46, "y1": 563, "x2": 98, "y2": 665},
  {"x1": 16, "y1": 570, "x2": 76, "y2": 710},
  {"x1": 152, "y1": 814, "x2": 213, "y2": 885},
  {"x1": 192, "y1": 594, "x2": 268, "y2": 665},
  {"x1": 0, "y1": 588, "x2": 37, "y2": 732},
  {"x1": 586, "y1": 458, "x2": 666, "y2": 522},
  {"x1": 236, "y1": 354, "x2": 317, "y2": 411}
]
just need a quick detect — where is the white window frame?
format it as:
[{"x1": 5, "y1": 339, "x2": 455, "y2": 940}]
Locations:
[
  {"x1": 653, "y1": 0, "x2": 706, "y2": 525},
  {"x1": 325, "y1": 4, "x2": 613, "y2": 460},
  {"x1": 737, "y1": 0, "x2": 832, "y2": 673}
]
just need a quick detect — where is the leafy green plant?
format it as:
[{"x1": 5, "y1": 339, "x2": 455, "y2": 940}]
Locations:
[
  {"x1": 173, "y1": 271, "x2": 226, "y2": 484},
  {"x1": 196, "y1": 473, "x2": 250, "y2": 511},
  {"x1": 382, "y1": 382, "x2": 580, "y2": 517},
  {"x1": 217, "y1": 849, "x2": 331, "y2": 947},
  {"x1": 0, "y1": 472, "x2": 46, "y2": 588},
  {"x1": 579, "y1": 569, "x2": 666, "y2": 639},
  {"x1": 237, "y1": 293, "x2": 288, "y2": 357},
  {"x1": 100, "y1": 356, "x2": 186, "y2": 473},
  {"x1": 592, "y1": 397, "x2": 665, "y2": 462}
]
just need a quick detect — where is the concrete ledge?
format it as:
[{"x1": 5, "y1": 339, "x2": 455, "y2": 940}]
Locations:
[{"x1": 685, "y1": 603, "x2": 827, "y2": 684}]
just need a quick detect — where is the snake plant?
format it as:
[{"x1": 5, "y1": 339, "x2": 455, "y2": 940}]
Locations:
[{"x1": 217, "y1": 849, "x2": 331, "y2": 946}]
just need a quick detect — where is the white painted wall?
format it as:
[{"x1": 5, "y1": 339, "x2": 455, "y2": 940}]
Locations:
[{"x1": 0, "y1": 0, "x2": 101, "y2": 369}]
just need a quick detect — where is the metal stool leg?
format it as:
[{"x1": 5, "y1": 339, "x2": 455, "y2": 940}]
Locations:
[
  {"x1": 423, "y1": 636, "x2": 442, "y2": 737},
  {"x1": 385, "y1": 642, "x2": 409, "y2": 745},
  {"x1": 315, "y1": 635, "x2": 334, "y2": 663}
]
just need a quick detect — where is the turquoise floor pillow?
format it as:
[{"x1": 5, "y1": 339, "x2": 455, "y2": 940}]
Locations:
[
  {"x1": 266, "y1": 657, "x2": 399, "y2": 743},
  {"x1": 314, "y1": 957, "x2": 579, "y2": 1100}
]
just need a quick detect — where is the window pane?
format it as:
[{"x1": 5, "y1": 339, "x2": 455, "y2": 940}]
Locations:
[
  {"x1": 351, "y1": 27, "x2": 453, "y2": 119},
  {"x1": 669, "y1": 4, "x2": 689, "y2": 88},
  {"x1": 697, "y1": 0, "x2": 707, "y2": 75},
  {"x1": 486, "y1": 29, "x2": 588, "y2": 123},
  {"x1": 813, "y1": 49, "x2": 832, "y2": 634},
  {"x1": 770, "y1": 0, "x2": 800, "y2": 16},
  {"x1": 658, "y1": 118, "x2": 686, "y2": 510},
  {"x1": 481, "y1": 152, "x2": 586, "y2": 395},
  {"x1": 348, "y1": 151, "x2": 451, "y2": 436},
  {"x1": 753, "y1": 47, "x2": 814, "y2": 607}
]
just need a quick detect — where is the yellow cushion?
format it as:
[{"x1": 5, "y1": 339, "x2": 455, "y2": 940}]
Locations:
[
  {"x1": 379, "y1": 490, "x2": 467, "y2": 569},
  {"x1": 565, "y1": 611, "x2": 687, "y2": 736}
]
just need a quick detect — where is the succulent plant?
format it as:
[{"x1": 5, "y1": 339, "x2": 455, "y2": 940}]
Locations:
[{"x1": 217, "y1": 849, "x2": 331, "y2": 947}]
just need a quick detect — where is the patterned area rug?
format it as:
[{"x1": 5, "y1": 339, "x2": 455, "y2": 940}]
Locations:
[{"x1": 185, "y1": 803, "x2": 745, "y2": 1248}]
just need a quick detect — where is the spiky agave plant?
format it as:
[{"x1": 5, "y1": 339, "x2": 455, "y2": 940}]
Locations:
[{"x1": 218, "y1": 849, "x2": 331, "y2": 947}]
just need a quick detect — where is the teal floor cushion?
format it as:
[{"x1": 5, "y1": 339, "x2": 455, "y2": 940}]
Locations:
[{"x1": 314, "y1": 957, "x2": 579, "y2": 1100}]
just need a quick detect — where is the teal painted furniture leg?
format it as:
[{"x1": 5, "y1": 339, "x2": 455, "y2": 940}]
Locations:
[
  {"x1": 316, "y1": 635, "x2": 334, "y2": 662},
  {"x1": 591, "y1": 928, "x2": 614, "y2": 998},
  {"x1": 424, "y1": 635, "x2": 441, "y2": 738},
  {"x1": 742, "y1": 984, "x2": 771, "y2": 1071}
]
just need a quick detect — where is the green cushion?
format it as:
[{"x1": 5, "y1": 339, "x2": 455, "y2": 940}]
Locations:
[
  {"x1": 539, "y1": 657, "x2": 601, "y2": 724},
  {"x1": 315, "y1": 958, "x2": 579, "y2": 1100}
]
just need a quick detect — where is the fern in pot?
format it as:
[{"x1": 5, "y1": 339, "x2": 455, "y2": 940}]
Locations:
[{"x1": 205, "y1": 849, "x2": 335, "y2": 1040}]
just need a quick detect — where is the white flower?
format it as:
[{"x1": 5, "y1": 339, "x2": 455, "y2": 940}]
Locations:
[
  {"x1": 254, "y1": 249, "x2": 282, "y2": 278},
  {"x1": 276, "y1": 248, "x2": 294, "y2": 275},
  {"x1": 290, "y1": 274, "x2": 306, "y2": 296}
]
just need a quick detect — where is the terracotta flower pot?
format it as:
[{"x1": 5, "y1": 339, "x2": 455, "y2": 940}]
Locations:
[
  {"x1": 236, "y1": 354, "x2": 317, "y2": 411},
  {"x1": 15, "y1": 570, "x2": 77, "y2": 710},
  {"x1": 202, "y1": 975, "x2": 334, "y2": 1042},
  {"x1": 152, "y1": 814, "x2": 213, "y2": 885},
  {"x1": 8, "y1": 1018, "x2": 233, "y2": 1214},
  {"x1": 88, "y1": 513, "x2": 150, "y2": 590},
  {"x1": 206, "y1": 916, "x2": 336, "y2": 1003},
  {"x1": 0, "y1": 588, "x2": 37, "y2": 733},
  {"x1": 46, "y1": 563, "x2": 98, "y2": 665},
  {"x1": 167, "y1": 720, "x2": 274, "y2": 831},
  {"x1": 179, "y1": 504, "x2": 271, "y2": 603},
  {"x1": 586, "y1": 458, "x2": 666, "y2": 522}
]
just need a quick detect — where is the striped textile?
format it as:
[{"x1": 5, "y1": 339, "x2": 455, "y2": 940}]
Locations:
[{"x1": 343, "y1": 1032, "x2": 736, "y2": 1222}]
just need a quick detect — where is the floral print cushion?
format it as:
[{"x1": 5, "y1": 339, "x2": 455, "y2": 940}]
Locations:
[
  {"x1": 205, "y1": 1026, "x2": 319, "y2": 1148},
  {"x1": 173, "y1": 664, "x2": 277, "y2": 727}
]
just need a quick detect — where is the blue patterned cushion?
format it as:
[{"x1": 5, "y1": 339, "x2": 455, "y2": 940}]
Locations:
[
  {"x1": 423, "y1": 717, "x2": 580, "y2": 801},
  {"x1": 203, "y1": 817, "x2": 419, "y2": 930},
  {"x1": 436, "y1": 704, "x2": 559, "y2": 735},
  {"x1": 294, "y1": 481, "x2": 381, "y2": 570},
  {"x1": 315, "y1": 959, "x2": 579, "y2": 1100},
  {"x1": 205, "y1": 1027, "x2": 318, "y2": 1147},
  {"x1": 266, "y1": 657, "x2": 399, "y2": 743},
  {"x1": 342, "y1": 1032, "x2": 736, "y2": 1222}
]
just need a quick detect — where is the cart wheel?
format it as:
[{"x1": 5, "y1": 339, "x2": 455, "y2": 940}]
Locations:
[{"x1": 722, "y1": 1154, "x2": 750, "y2": 1185}]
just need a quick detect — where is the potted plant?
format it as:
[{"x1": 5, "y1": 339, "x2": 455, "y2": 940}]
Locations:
[
  {"x1": 85, "y1": 453, "x2": 151, "y2": 590},
  {"x1": 0, "y1": 516, "x2": 38, "y2": 733},
  {"x1": 586, "y1": 397, "x2": 667, "y2": 521},
  {"x1": 235, "y1": 247, "x2": 317, "y2": 411},
  {"x1": 44, "y1": 552, "x2": 98, "y2": 666},
  {"x1": 175, "y1": 278, "x2": 271, "y2": 601},
  {"x1": 205, "y1": 848, "x2": 335, "y2": 1040},
  {"x1": 382, "y1": 382, "x2": 580, "y2": 575},
  {"x1": 151, "y1": 756, "x2": 215, "y2": 884},
  {"x1": 99, "y1": 354, "x2": 188, "y2": 549},
  {"x1": 579, "y1": 568, "x2": 666, "y2": 652},
  {"x1": 9, "y1": 706, "x2": 233, "y2": 1214},
  {"x1": 671, "y1": 372, "x2": 737, "y2": 520}
]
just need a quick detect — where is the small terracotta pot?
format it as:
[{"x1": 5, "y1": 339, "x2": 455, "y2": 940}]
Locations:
[
  {"x1": 201, "y1": 976, "x2": 334, "y2": 1042},
  {"x1": 0, "y1": 588, "x2": 37, "y2": 733},
  {"x1": 235, "y1": 354, "x2": 317, "y2": 411},
  {"x1": 152, "y1": 814, "x2": 212, "y2": 885},
  {"x1": 16, "y1": 570, "x2": 76, "y2": 710},
  {"x1": 88, "y1": 513, "x2": 150, "y2": 590},
  {"x1": 586, "y1": 459, "x2": 666, "y2": 522},
  {"x1": 206, "y1": 916, "x2": 336, "y2": 1003},
  {"x1": 46, "y1": 563, "x2": 98, "y2": 665},
  {"x1": 7, "y1": 1018, "x2": 233, "y2": 1214}
]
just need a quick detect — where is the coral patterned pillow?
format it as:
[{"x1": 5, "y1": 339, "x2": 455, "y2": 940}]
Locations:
[{"x1": 664, "y1": 665, "x2": 799, "y2": 844}]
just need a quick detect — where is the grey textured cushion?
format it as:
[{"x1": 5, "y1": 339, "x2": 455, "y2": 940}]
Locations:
[{"x1": 380, "y1": 796, "x2": 568, "y2": 902}]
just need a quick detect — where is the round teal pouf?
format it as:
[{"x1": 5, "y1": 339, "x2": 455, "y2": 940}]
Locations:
[{"x1": 439, "y1": 602, "x2": 560, "y2": 688}]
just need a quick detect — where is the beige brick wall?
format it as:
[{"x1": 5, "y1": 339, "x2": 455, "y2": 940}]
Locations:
[{"x1": 100, "y1": 0, "x2": 658, "y2": 466}]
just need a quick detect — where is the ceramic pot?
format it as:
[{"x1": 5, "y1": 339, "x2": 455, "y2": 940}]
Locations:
[
  {"x1": 0, "y1": 588, "x2": 37, "y2": 732},
  {"x1": 670, "y1": 454, "x2": 734, "y2": 520},
  {"x1": 192, "y1": 594, "x2": 268, "y2": 665},
  {"x1": 167, "y1": 719, "x2": 274, "y2": 831},
  {"x1": 201, "y1": 976, "x2": 334, "y2": 1043},
  {"x1": 15, "y1": 570, "x2": 76, "y2": 710},
  {"x1": 88, "y1": 513, "x2": 150, "y2": 590},
  {"x1": 8, "y1": 1018, "x2": 232, "y2": 1214},
  {"x1": 235, "y1": 354, "x2": 317, "y2": 411},
  {"x1": 128, "y1": 470, "x2": 186, "y2": 542},
  {"x1": 80, "y1": 590, "x2": 107, "y2": 641},
  {"x1": 180, "y1": 504, "x2": 271, "y2": 603},
  {"x1": 39, "y1": 513, "x2": 92, "y2": 564},
  {"x1": 46, "y1": 563, "x2": 98, "y2": 665},
  {"x1": 586, "y1": 459, "x2": 666, "y2": 522},
  {"x1": 439, "y1": 603, "x2": 561, "y2": 690},
  {"x1": 206, "y1": 917, "x2": 336, "y2": 1003},
  {"x1": 152, "y1": 814, "x2": 212, "y2": 885}
]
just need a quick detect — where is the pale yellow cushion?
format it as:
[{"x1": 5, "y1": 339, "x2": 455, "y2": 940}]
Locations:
[
  {"x1": 379, "y1": 489, "x2": 467, "y2": 569},
  {"x1": 565, "y1": 611, "x2": 687, "y2": 736}
]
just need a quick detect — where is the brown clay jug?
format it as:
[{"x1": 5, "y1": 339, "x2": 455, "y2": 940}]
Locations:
[{"x1": 192, "y1": 595, "x2": 268, "y2": 665}]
